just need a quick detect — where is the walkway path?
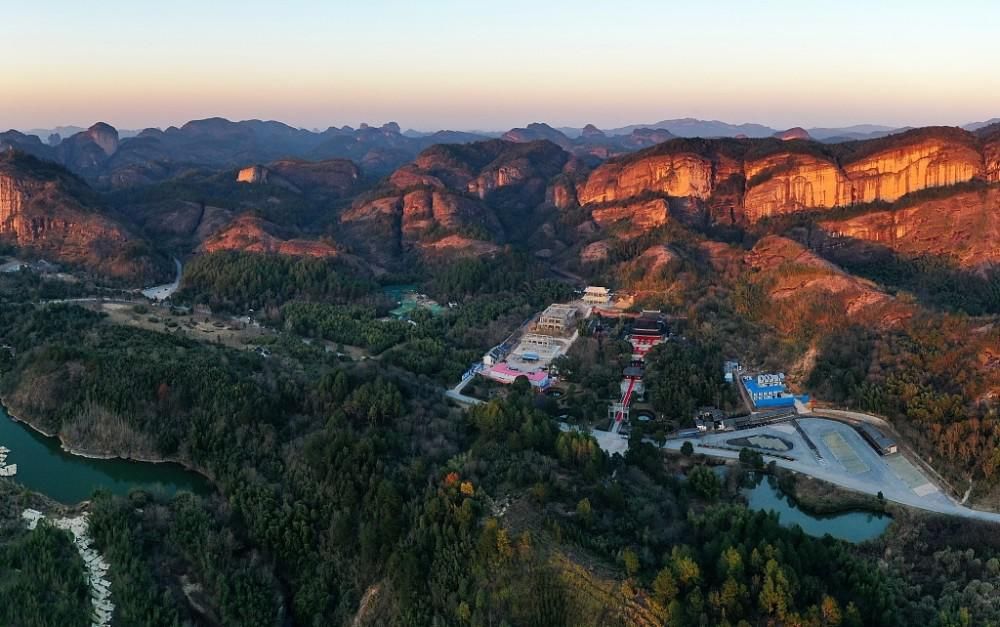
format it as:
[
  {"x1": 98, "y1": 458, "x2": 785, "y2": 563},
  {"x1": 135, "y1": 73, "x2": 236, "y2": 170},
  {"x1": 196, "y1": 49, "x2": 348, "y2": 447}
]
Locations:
[
  {"x1": 445, "y1": 369, "x2": 483, "y2": 406},
  {"x1": 610, "y1": 377, "x2": 637, "y2": 434}
]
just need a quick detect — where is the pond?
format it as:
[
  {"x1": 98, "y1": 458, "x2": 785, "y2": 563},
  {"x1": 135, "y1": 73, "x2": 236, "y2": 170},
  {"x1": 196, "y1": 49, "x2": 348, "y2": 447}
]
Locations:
[
  {"x1": 0, "y1": 405, "x2": 212, "y2": 504},
  {"x1": 741, "y1": 472, "x2": 891, "y2": 543}
]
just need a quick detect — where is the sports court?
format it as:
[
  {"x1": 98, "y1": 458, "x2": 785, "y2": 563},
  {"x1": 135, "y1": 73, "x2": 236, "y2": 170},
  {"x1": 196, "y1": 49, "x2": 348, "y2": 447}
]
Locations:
[
  {"x1": 886, "y1": 455, "x2": 938, "y2": 496},
  {"x1": 821, "y1": 431, "x2": 869, "y2": 474}
]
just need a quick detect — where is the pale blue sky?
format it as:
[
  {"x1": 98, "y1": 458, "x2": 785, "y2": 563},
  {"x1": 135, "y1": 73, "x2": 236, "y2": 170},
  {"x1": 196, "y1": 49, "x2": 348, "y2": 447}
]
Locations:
[{"x1": 2, "y1": 0, "x2": 998, "y2": 131}]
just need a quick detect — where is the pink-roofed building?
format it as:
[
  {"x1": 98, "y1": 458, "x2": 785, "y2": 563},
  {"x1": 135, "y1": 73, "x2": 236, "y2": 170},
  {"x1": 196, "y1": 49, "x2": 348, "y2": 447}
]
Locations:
[{"x1": 482, "y1": 362, "x2": 550, "y2": 389}]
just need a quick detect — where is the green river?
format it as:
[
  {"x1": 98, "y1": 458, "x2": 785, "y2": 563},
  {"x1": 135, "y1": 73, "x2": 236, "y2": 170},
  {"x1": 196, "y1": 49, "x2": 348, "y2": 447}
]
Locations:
[{"x1": 0, "y1": 405, "x2": 212, "y2": 504}]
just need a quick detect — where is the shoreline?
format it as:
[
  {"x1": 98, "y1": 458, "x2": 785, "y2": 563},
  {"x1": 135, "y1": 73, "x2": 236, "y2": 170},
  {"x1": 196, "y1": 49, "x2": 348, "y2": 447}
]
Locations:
[
  {"x1": 1, "y1": 396, "x2": 217, "y2": 485},
  {"x1": 717, "y1": 461, "x2": 891, "y2": 519}
]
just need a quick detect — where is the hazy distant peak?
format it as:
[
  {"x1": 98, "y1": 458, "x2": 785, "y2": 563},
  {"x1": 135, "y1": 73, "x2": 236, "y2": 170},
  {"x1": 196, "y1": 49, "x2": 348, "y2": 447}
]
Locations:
[{"x1": 774, "y1": 127, "x2": 811, "y2": 141}]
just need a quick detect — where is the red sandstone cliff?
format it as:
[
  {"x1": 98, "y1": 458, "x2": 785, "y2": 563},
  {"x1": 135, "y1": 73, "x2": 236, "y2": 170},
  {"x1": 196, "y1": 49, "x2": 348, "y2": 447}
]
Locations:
[
  {"x1": 578, "y1": 128, "x2": 992, "y2": 225},
  {"x1": 0, "y1": 152, "x2": 164, "y2": 281}
]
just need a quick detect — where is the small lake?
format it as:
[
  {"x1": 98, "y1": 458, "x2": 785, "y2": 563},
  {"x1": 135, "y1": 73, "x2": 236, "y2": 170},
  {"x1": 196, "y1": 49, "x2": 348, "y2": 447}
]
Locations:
[
  {"x1": 0, "y1": 405, "x2": 212, "y2": 504},
  {"x1": 742, "y1": 472, "x2": 891, "y2": 543}
]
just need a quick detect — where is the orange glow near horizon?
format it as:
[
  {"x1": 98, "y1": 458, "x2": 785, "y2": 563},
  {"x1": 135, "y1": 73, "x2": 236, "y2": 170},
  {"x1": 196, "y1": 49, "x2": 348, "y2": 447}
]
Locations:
[{"x1": 3, "y1": 0, "x2": 999, "y2": 132}]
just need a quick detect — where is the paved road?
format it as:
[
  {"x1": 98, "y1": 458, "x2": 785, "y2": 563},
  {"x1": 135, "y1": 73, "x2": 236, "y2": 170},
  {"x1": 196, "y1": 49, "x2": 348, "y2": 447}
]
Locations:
[
  {"x1": 445, "y1": 370, "x2": 483, "y2": 406},
  {"x1": 445, "y1": 389, "x2": 482, "y2": 406},
  {"x1": 142, "y1": 257, "x2": 183, "y2": 301},
  {"x1": 663, "y1": 418, "x2": 1000, "y2": 524}
]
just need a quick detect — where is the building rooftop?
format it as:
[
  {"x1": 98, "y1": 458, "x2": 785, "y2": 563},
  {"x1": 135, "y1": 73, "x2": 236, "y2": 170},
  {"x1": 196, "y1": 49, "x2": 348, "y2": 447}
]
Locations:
[
  {"x1": 857, "y1": 423, "x2": 896, "y2": 449},
  {"x1": 623, "y1": 366, "x2": 644, "y2": 379},
  {"x1": 632, "y1": 317, "x2": 664, "y2": 335},
  {"x1": 487, "y1": 362, "x2": 549, "y2": 383},
  {"x1": 540, "y1": 304, "x2": 577, "y2": 318}
]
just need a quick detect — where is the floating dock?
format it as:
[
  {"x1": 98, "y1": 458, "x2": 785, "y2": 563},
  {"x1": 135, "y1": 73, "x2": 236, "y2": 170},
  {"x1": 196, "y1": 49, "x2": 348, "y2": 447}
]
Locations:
[{"x1": 0, "y1": 445, "x2": 15, "y2": 477}]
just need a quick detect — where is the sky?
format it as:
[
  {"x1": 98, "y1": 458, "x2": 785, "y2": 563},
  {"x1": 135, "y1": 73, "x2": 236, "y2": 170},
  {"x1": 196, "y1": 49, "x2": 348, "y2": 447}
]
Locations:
[{"x1": 2, "y1": 0, "x2": 999, "y2": 132}]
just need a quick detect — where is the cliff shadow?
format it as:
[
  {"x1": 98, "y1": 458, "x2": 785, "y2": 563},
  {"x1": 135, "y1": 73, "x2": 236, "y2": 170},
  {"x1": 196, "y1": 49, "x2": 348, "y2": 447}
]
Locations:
[{"x1": 796, "y1": 228, "x2": 1000, "y2": 316}]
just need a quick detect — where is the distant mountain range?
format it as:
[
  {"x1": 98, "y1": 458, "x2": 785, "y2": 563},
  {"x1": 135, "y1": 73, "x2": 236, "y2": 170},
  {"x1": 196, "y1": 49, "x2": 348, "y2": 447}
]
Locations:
[
  {"x1": 559, "y1": 120, "x2": 909, "y2": 142},
  {"x1": 6, "y1": 116, "x2": 999, "y2": 194},
  {"x1": 2, "y1": 116, "x2": 999, "y2": 285},
  {"x1": 21, "y1": 116, "x2": 999, "y2": 148}
]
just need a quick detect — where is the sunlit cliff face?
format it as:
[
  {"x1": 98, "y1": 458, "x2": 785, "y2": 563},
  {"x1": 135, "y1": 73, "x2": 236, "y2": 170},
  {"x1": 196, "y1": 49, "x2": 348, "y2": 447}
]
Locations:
[
  {"x1": 843, "y1": 142, "x2": 982, "y2": 204},
  {"x1": 578, "y1": 134, "x2": 988, "y2": 224},
  {"x1": 578, "y1": 154, "x2": 715, "y2": 204},
  {"x1": 985, "y1": 138, "x2": 1000, "y2": 183}
]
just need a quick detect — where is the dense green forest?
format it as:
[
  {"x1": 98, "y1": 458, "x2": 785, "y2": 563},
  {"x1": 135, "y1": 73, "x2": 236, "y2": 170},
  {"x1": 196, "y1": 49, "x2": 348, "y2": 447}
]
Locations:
[
  {"x1": 645, "y1": 341, "x2": 741, "y2": 422},
  {"x1": 178, "y1": 251, "x2": 378, "y2": 313},
  {"x1": 0, "y1": 485, "x2": 91, "y2": 627},
  {"x1": 3, "y1": 298, "x2": 999, "y2": 626},
  {"x1": 2, "y1": 224, "x2": 1000, "y2": 625}
]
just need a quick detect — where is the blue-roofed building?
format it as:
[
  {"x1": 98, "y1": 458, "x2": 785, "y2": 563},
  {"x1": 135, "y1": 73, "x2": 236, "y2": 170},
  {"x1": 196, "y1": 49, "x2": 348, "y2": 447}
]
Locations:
[{"x1": 742, "y1": 373, "x2": 795, "y2": 409}]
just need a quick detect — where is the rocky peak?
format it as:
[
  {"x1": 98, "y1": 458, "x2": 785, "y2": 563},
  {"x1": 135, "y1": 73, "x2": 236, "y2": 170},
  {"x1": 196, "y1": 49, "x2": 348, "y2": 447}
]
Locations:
[
  {"x1": 775, "y1": 127, "x2": 811, "y2": 141},
  {"x1": 502, "y1": 123, "x2": 573, "y2": 149},
  {"x1": 86, "y1": 122, "x2": 119, "y2": 155},
  {"x1": 581, "y1": 124, "x2": 606, "y2": 138},
  {"x1": 200, "y1": 215, "x2": 339, "y2": 258},
  {"x1": 381, "y1": 122, "x2": 401, "y2": 134}
]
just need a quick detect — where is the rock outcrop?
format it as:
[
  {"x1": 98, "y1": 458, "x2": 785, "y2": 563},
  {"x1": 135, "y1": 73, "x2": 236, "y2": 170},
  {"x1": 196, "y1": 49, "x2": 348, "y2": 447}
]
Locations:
[
  {"x1": 54, "y1": 123, "x2": 121, "y2": 178},
  {"x1": 775, "y1": 127, "x2": 812, "y2": 141},
  {"x1": 236, "y1": 165, "x2": 268, "y2": 184},
  {"x1": 580, "y1": 240, "x2": 611, "y2": 264},
  {"x1": 981, "y1": 132, "x2": 1000, "y2": 183},
  {"x1": 234, "y1": 159, "x2": 360, "y2": 197},
  {"x1": 401, "y1": 189, "x2": 503, "y2": 241},
  {"x1": 746, "y1": 235, "x2": 910, "y2": 328},
  {"x1": 591, "y1": 198, "x2": 670, "y2": 232},
  {"x1": 843, "y1": 139, "x2": 981, "y2": 204},
  {"x1": 200, "y1": 215, "x2": 339, "y2": 257},
  {"x1": 579, "y1": 152, "x2": 714, "y2": 204}
]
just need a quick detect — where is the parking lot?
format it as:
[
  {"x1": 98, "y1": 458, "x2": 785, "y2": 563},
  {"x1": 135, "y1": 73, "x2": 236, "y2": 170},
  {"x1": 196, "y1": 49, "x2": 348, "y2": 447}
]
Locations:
[{"x1": 675, "y1": 417, "x2": 970, "y2": 516}]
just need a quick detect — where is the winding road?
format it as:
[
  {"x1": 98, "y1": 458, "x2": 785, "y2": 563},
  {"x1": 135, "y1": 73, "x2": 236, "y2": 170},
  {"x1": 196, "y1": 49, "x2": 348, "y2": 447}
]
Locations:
[{"x1": 141, "y1": 257, "x2": 183, "y2": 301}]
